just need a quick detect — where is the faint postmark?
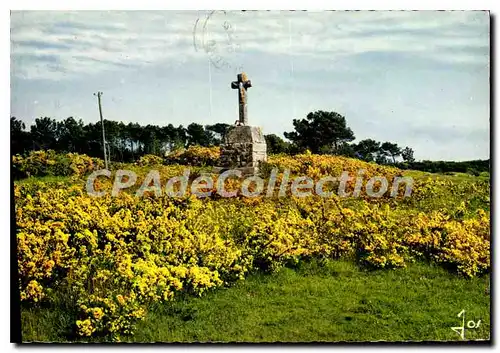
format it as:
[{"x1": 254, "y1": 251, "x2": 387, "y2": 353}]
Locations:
[{"x1": 193, "y1": 10, "x2": 243, "y2": 72}]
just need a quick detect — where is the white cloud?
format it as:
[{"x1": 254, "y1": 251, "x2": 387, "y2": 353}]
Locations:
[{"x1": 10, "y1": 10, "x2": 489, "y2": 80}]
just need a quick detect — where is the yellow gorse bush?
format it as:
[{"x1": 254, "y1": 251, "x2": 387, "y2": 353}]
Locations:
[
  {"x1": 15, "y1": 152, "x2": 490, "y2": 339},
  {"x1": 165, "y1": 146, "x2": 221, "y2": 166},
  {"x1": 137, "y1": 154, "x2": 164, "y2": 167},
  {"x1": 13, "y1": 150, "x2": 104, "y2": 179},
  {"x1": 266, "y1": 153, "x2": 401, "y2": 181}
]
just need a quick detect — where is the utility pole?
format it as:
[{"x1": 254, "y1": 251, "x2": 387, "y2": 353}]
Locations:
[{"x1": 94, "y1": 91, "x2": 109, "y2": 169}]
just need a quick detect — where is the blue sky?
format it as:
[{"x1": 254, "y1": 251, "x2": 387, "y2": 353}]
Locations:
[{"x1": 10, "y1": 10, "x2": 490, "y2": 161}]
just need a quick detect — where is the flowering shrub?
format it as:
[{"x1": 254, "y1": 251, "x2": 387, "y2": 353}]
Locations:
[
  {"x1": 263, "y1": 153, "x2": 403, "y2": 198},
  {"x1": 68, "y1": 153, "x2": 104, "y2": 176},
  {"x1": 406, "y1": 209, "x2": 490, "y2": 277},
  {"x1": 15, "y1": 153, "x2": 490, "y2": 339},
  {"x1": 165, "y1": 146, "x2": 220, "y2": 166},
  {"x1": 137, "y1": 154, "x2": 164, "y2": 167},
  {"x1": 12, "y1": 150, "x2": 103, "y2": 179},
  {"x1": 267, "y1": 153, "x2": 401, "y2": 180}
]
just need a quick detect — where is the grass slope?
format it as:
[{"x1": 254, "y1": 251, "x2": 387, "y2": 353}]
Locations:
[{"x1": 22, "y1": 260, "x2": 490, "y2": 343}]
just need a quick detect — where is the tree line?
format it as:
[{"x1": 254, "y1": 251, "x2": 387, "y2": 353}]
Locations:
[
  {"x1": 11, "y1": 112, "x2": 414, "y2": 163},
  {"x1": 11, "y1": 111, "x2": 489, "y2": 174},
  {"x1": 11, "y1": 116, "x2": 232, "y2": 162}
]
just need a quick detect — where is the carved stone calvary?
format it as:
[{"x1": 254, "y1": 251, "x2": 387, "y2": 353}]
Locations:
[
  {"x1": 215, "y1": 72, "x2": 267, "y2": 175},
  {"x1": 231, "y1": 72, "x2": 252, "y2": 126}
]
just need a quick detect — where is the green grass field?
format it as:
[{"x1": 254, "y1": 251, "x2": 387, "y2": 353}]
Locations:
[{"x1": 21, "y1": 259, "x2": 490, "y2": 343}]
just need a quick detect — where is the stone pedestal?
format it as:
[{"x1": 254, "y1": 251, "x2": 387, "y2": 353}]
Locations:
[{"x1": 215, "y1": 125, "x2": 267, "y2": 175}]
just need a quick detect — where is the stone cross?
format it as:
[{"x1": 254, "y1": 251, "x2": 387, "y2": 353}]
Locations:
[{"x1": 231, "y1": 72, "x2": 252, "y2": 125}]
